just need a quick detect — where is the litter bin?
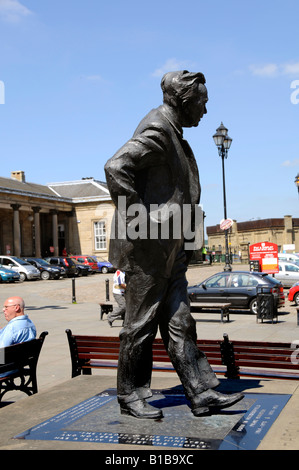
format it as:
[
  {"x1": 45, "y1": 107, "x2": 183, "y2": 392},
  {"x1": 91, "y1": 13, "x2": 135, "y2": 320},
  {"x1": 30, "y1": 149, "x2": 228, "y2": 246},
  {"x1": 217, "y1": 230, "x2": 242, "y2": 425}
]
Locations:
[
  {"x1": 250, "y1": 260, "x2": 260, "y2": 272},
  {"x1": 256, "y1": 286, "x2": 277, "y2": 323}
]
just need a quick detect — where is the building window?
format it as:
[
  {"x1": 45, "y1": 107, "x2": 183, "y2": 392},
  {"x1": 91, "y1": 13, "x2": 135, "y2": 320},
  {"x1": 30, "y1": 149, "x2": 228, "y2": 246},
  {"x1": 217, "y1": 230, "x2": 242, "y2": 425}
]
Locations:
[{"x1": 94, "y1": 221, "x2": 107, "y2": 250}]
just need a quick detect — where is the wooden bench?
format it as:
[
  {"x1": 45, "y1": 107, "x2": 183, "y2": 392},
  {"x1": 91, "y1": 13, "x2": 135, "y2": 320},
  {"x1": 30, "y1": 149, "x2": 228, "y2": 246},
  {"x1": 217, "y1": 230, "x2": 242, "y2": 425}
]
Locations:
[
  {"x1": 100, "y1": 302, "x2": 230, "y2": 322},
  {"x1": 0, "y1": 331, "x2": 48, "y2": 402},
  {"x1": 66, "y1": 329, "x2": 226, "y2": 377},
  {"x1": 221, "y1": 333, "x2": 299, "y2": 380},
  {"x1": 66, "y1": 329, "x2": 299, "y2": 381},
  {"x1": 190, "y1": 302, "x2": 231, "y2": 322}
]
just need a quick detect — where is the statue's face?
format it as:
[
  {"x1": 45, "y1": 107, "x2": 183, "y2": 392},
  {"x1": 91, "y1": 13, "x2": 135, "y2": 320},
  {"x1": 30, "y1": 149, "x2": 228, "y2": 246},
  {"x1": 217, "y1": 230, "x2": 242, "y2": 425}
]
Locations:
[{"x1": 181, "y1": 84, "x2": 208, "y2": 128}]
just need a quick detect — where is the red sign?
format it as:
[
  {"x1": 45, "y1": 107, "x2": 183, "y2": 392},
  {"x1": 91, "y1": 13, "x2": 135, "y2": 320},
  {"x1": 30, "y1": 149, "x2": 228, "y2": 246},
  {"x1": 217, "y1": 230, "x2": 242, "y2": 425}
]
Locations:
[{"x1": 249, "y1": 242, "x2": 279, "y2": 273}]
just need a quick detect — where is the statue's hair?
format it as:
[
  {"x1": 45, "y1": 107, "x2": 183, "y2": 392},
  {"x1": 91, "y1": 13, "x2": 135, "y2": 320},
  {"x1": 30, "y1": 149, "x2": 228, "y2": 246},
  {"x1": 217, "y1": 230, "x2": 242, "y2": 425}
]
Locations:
[{"x1": 161, "y1": 70, "x2": 206, "y2": 108}]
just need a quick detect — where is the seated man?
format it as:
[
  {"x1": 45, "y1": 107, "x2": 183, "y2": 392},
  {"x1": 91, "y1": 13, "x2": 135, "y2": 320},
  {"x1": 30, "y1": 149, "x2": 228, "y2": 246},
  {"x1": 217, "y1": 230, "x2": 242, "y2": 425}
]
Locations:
[{"x1": 0, "y1": 296, "x2": 36, "y2": 377}]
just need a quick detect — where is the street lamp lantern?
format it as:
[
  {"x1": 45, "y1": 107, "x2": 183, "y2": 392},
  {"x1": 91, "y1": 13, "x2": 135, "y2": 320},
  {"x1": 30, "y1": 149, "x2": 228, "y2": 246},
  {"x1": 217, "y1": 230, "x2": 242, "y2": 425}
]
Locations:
[
  {"x1": 213, "y1": 122, "x2": 232, "y2": 271},
  {"x1": 223, "y1": 135, "x2": 232, "y2": 150},
  {"x1": 213, "y1": 130, "x2": 224, "y2": 147},
  {"x1": 295, "y1": 173, "x2": 299, "y2": 193},
  {"x1": 217, "y1": 121, "x2": 228, "y2": 136}
]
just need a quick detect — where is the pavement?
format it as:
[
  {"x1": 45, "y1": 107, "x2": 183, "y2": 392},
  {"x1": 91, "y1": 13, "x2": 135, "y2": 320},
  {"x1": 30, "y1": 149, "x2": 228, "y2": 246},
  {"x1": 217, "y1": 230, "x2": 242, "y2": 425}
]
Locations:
[{"x1": 1, "y1": 263, "x2": 299, "y2": 451}]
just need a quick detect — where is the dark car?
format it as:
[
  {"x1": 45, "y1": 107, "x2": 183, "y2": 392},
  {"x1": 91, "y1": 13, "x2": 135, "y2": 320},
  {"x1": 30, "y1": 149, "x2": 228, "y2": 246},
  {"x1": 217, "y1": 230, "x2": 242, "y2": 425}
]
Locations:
[
  {"x1": 23, "y1": 257, "x2": 65, "y2": 280},
  {"x1": 44, "y1": 256, "x2": 77, "y2": 278},
  {"x1": 72, "y1": 258, "x2": 92, "y2": 276},
  {"x1": 188, "y1": 271, "x2": 285, "y2": 314}
]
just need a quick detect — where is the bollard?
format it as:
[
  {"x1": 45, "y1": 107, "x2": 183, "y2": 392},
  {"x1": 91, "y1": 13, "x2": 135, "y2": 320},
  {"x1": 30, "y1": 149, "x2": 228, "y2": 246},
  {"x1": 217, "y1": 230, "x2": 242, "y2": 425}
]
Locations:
[
  {"x1": 297, "y1": 308, "x2": 299, "y2": 326},
  {"x1": 105, "y1": 279, "x2": 110, "y2": 301},
  {"x1": 72, "y1": 277, "x2": 76, "y2": 303}
]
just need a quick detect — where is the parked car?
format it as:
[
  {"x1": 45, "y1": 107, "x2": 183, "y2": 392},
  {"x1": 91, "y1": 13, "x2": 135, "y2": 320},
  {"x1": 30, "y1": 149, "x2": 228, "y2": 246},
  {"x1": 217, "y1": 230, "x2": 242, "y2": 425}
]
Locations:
[
  {"x1": 23, "y1": 257, "x2": 64, "y2": 280},
  {"x1": 187, "y1": 270, "x2": 285, "y2": 314},
  {"x1": 273, "y1": 261, "x2": 299, "y2": 287},
  {"x1": 288, "y1": 282, "x2": 299, "y2": 305},
  {"x1": 44, "y1": 256, "x2": 77, "y2": 277},
  {"x1": 0, "y1": 265, "x2": 20, "y2": 282},
  {"x1": 70, "y1": 255, "x2": 99, "y2": 273},
  {"x1": 0, "y1": 255, "x2": 40, "y2": 281},
  {"x1": 93, "y1": 256, "x2": 115, "y2": 274},
  {"x1": 278, "y1": 253, "x2": 299, "y2": 263},
  {"x1": 71, "y1": 258, "x2": 92, "y2": 276}
]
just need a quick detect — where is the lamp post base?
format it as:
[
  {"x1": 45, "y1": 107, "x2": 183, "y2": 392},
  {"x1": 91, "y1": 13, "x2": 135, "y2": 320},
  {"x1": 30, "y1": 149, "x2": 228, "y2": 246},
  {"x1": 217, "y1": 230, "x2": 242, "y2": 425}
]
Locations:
[{"x1": 224, "y1": 264, "x2": 232, "y2": 272}]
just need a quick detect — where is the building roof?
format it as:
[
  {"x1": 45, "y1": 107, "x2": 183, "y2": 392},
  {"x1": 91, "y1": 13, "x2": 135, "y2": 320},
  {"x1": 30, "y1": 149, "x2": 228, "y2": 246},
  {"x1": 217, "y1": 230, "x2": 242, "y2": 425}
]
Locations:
[
  {"x1": 207, "y1": 217, "x2": 299, "y2": 235},
  {"x1": 0, "y1": 172, "x2": 111, "y2": 204},
  {"x1": 47, "y1": 178, "x2": 110, "y2": 201},
  {"x1": 0, "y1": 175, "x2": 64, "y2": 200}
]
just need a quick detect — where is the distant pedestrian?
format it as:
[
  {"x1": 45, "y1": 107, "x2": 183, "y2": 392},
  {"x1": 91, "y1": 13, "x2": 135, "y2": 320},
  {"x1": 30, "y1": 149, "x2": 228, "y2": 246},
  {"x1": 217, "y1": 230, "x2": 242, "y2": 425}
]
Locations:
[{"x1": 107, "y1": 270, "x2": 126, "y2": 326}]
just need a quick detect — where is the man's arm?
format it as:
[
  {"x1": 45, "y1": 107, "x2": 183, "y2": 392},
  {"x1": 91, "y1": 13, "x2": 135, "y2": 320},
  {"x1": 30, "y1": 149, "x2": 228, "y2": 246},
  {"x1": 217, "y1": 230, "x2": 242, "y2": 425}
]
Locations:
[{"x1": 0, "y1": 324, "x2": 12, "y2": 348}]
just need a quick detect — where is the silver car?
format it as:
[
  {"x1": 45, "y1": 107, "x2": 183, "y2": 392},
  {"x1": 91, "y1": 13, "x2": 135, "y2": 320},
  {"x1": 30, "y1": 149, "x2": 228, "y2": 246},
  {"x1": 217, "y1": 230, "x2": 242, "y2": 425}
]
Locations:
[
  {"x1": 0, "y1": 255, "x2": 40, "y2": 281},
  {"x1": 274, "y1": 261, "x2": 299, "y2": 287}
]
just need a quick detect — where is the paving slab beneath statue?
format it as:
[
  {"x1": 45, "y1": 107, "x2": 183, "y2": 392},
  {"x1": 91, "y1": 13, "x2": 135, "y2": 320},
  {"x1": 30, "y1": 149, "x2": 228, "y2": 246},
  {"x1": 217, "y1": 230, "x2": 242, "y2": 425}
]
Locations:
[{"x1": 13, "y1": 384, "x2": 291, "y2": 450}]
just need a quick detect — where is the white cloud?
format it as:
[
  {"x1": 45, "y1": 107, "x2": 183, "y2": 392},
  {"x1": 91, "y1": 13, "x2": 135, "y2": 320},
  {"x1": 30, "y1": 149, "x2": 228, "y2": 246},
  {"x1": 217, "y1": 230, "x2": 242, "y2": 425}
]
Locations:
[
  {"x1": 249, "y1": 61, "x2": 299, "y2": 78},
  {"x1": 0, "y1": 0, "x2": 32, "y2": 23},
  {"x1": 249, "y1": 63, "x2": 278, "y2": 77},
  {"x1": 152, "y1": 58, "x2": 196, "y2": 78},
  {"x1": 282, "y1": 159, "x2": 299, "y2": 167},
  {"x1": 281, "y1": 62, "x2": 299, "y2": 76}
]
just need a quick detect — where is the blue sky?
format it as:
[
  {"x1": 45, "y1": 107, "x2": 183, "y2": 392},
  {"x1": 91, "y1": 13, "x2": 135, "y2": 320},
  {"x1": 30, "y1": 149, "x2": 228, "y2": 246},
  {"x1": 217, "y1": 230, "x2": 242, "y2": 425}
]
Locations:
[{"x1": 0, "y1": 0, "x2": 299, "y2": 231}]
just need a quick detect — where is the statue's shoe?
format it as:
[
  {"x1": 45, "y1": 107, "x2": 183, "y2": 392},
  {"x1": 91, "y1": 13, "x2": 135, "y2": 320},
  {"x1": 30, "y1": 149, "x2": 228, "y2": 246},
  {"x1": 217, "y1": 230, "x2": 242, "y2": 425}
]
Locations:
[
  {"x1": 120, "y1": 399, "x2": 163, "y2": 419},
  {"x1": 192, "y1": 389, "x2": 244, "y2": 417}
]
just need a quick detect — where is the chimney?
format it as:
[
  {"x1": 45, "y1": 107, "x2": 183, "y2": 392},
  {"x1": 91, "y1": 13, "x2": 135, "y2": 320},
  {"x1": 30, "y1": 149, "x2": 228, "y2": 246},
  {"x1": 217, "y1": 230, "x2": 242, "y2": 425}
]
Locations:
[{"x1": 11, "y1": 171, "x2": 26, "y2": 182}]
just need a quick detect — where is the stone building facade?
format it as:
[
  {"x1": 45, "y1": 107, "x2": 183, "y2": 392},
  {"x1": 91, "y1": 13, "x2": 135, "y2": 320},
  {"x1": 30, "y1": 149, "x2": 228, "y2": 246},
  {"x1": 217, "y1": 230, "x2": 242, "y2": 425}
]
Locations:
[
  {"x1": 0, "y1": 172, "x2": 114, "y2": 260},
  {"x1": 48, "y1": 178, "x2": 114, "y2": 259},
  {"x1": 206, "y1": 215, "x2": 299, "y2": 262}
]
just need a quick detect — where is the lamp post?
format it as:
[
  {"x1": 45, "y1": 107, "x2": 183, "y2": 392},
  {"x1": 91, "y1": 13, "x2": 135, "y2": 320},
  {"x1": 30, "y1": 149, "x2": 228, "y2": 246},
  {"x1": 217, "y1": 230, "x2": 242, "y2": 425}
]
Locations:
[
  {"x1": 213, "y1": 122, "x2": 233, "y2": 271},
  {"x1": 295, "y1": 173, "x2": 299, "y2": 193}
]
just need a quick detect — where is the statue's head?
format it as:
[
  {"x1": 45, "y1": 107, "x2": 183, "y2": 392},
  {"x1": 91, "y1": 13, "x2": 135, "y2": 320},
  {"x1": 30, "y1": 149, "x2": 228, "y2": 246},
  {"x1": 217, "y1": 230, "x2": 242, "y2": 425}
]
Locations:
[{"x1": 161, "y1": 70, "x2": 208, "y2": 127}]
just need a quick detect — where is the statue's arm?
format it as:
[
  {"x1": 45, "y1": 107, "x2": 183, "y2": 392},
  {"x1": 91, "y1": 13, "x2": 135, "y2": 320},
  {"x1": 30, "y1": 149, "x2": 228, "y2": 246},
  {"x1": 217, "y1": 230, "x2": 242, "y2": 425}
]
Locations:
[{"x1": 104, "y1": 125, "x2": 169, "y2": 208}]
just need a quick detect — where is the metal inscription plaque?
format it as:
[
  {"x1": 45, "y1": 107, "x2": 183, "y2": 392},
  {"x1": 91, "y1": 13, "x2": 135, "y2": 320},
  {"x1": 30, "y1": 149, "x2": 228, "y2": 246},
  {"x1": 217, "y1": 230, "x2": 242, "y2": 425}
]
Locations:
[{"x1": 14, "y1": 387, "x2": 290, "y2": 450}]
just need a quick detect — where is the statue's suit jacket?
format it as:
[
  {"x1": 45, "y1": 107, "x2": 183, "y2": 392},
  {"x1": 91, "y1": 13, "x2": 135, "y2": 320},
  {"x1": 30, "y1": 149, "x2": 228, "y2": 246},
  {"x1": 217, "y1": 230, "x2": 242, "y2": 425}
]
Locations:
[{"x1": 104, "y1": 104, "x2": 201, "y2": 278}]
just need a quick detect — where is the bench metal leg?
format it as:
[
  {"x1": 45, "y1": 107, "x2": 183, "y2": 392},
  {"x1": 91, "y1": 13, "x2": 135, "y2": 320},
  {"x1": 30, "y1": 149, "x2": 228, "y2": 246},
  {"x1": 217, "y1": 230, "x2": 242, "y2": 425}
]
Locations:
[
  {"x1": 221, "y1": 333, "x2": 239, "y2": 379},
  {"x1": 99, "y1": 304, "x2": 113, "y2": 320},
  {"x1": 221, "y1": 308, "x2": 230, "y2": 322}
]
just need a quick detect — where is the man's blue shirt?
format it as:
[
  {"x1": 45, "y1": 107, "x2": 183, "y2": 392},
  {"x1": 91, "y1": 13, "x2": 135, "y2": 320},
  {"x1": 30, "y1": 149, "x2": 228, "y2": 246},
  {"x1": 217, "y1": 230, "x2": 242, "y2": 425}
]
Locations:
[{"x1": 0, "y1": 315, "x2": 36, "y2": 348}]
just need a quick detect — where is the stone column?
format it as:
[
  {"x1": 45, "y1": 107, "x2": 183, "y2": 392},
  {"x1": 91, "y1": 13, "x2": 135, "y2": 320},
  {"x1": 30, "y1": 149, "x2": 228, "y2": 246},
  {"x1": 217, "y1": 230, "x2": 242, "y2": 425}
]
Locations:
[
  {"x1": 32, "y1": 206, "x2": 41, "y2": 258},
  {"x1": 11, "y1": 204, "x2": 21, "y2": 257},
  {"x1": 50, "y1": 209, "x2": 59, "y2": 256}
]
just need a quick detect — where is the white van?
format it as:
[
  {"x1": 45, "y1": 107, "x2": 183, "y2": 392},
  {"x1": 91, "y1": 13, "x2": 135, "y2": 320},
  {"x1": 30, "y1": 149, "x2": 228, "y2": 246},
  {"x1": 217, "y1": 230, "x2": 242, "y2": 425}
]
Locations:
[
  {"x1": 0, "y1": 256, "x2": 40, "y2": 281},
  {"x1": 278, "y1": 253, "x2": 299, "y2": 263}
]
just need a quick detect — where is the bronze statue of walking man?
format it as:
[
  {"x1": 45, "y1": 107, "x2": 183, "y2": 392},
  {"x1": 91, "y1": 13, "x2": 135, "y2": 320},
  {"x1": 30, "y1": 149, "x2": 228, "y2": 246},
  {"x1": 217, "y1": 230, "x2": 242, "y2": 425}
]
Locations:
[{"x1": 105, "y1": 71, "x2": 243, "y2": 419}]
